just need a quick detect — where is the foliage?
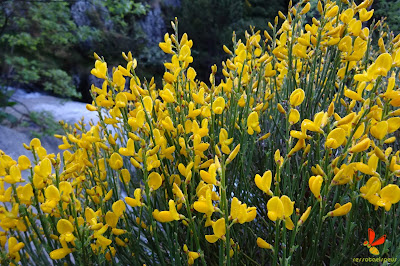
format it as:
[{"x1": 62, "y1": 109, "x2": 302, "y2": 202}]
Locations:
[
  {"x1": 374, "y1": 0, "x2": 400, "y2": 33},
  {"x1": 0, "y1": 87, "x2": 16, "y2": 124},
  {"x1": 27, "y1": 111, "x2": 64, "y2": 138},
  {"x1": 1, "y1": 0, "x2": 400, "y2": 265},
  {"x1": 172, "y1": 0, "x2": 289, "y2": 81},
  {"x1": 0, "y1": 1, "x2": 84, "y2": 98},
  {"x1": 0, "y1": 0, "x2": 147, "y2": 100},
  {"x1": 104, "y1": 0, "x2": 147, "y2": 31}
]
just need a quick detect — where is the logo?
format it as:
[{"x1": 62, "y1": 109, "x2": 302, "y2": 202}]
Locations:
[{"x1": 363, "y1": 228, "x2": 386, "y2": 256}]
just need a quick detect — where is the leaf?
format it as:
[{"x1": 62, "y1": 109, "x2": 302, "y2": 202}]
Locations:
[{"x1": 6, "y1": 101, "x2": 16, "y2": 107}]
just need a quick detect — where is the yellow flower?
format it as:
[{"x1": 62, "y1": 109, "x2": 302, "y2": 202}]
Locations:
[
  {"x1": 192, "y1": 88, "x2": 205, "y2": 105},
  {"x1": 57, "y1": 219, "x2": 75, "y2": 243},
  {"x1": 338, "y1": 36, "x2": 352, "y2": 53},
  {"x1": 297, "y1": 206, "x2": 312, "y2": 226},
  {"x1": 160, "y1": 88, "x2": 175, "y2": 103},
  {"x1": 187, "y1": 67, "x2": 196, "y2": 80},
  {"x1": 327, "y1": 202, "x2": 352, "y2": 217},
  {"x1": 17, "y1": 155, "x2": 31, "y2": 170},
  {"x1": 41, "y1": 185, "x2": 60, "y2": 213},
  {"x1": 359, "y1": 8, "x2": 374, "y2": 22},
  {"x1": 289, "y1": 88, "x2": 305, "y2": 106},
  {"x1": 331, "y1": 163, "x2": 357, "y2": 185},
  {"x1": 226, "y1": 144, "x2": 240, "y2": 164},
  {"x1": 293, "y1": 43, "x2": 307, "y2": 58},
  {"x1": 309, "y1": 175, "x2": 323, "y2": 201},
  {"x1": 119, "y1": 169, "x2": 131, "y2": 184},
  {"x1": 370, "y1": 121, "x2": 388, "y2": 140},
  {"x1": 277, "y1": 103, "x2": 286, "y2": 114},
  {"x1": 109, "y1": 153, "x2": 123, "y2": 170},
  {"x1": 344, "y1": 89, "x2": 363, "y2": 102},
  {"x1": 325, "y1": 128, "x2": 346, "y2": 149},
  {"x1": 288, "y1": 139, "x2": 306, "y2": 157},
  {"x1": 93, "y1": 224, "x2": 112, "y2": 249},
  {"x1": 289, "y1": 109, "x2": 300, "y2": 124},
  {"x1": 230, "y1": 197, "x2": 257, "y2": 224},
  {"x1": 360, "y1": 177, "x2": 381, "y2": 203},
  {"x1": 4, "y1": 165, "x2": 24, "y2": 184},
  {"x1": 112, "y1": 200, "x2": 126, "y2": 218},
  {"x1": 247, "y1": 111, "x2": 261, "y2": 135},
  {"x1": 326, "y1": 5, "x2": 339, "y2": 18},
  {"x1": 183, "y1": 244, "x2": 200, "y2": 265},
  {"x1": 372, "y1": 53, "x2": 393, "y2": 77},
  {"x1": 145, "y1": 154, "x2": 161, "y2": 172},
  {"x1": 219, "y1": 128, "x2": 233, "y2": 154},
  {"x1": 163, "y1": 72, "x2": 176, "y2": 84},
  {"x1": 152, "y1": 200, "x2": 180, "y2": 223},
  {"x1": 274, "y1": 149, "x2": 283, "y2": 167},
  {"x1": 0, "y1": 179, "x2": 11, "y2": 201},
  {"x1": 172, "y1": 183, "x2": 185, "y2": 201},
  {"x1": 301, "y1": 119, "x2": 323, "y2": 134},
  {"x1": 58, "y1": 181, "x2": 72, "y2": 203},
  {"x1": 387, "y1": 117, "x2": 400, "y2": 133},
  {"x1": 264, "y1": 195, "x2": 295, "y2": 229},
  {"x1": 256, "y1": 237, "x2": 273, "y2": 249},
  {"x1": 340, "y1": 8, "x2": 354, "y2": 24},
  {"x1": 148, "y1": 172, "x2": 162, "y2": 191},
  {"x1": 159, "y1": 33, "x2": 173, "y2": 54},
  {"x1": 8, "y1": 236, "x2": 25, "y2": 262},
  {"x1": 212, "y1": 97, "x2": 226, "y2": 114},
  {"x1": 254, "y1": 170, "x2": 273, "y2": 196},
  {"x1": 194, "y1": 187, "x2": 214, "y2": 217},
  {"x1": 379, "y1": 184, "x2": 400, "y2": 211},
  {"x1": 142, "y1": 96, "x2": 153, "y2": 113},
  {"x1": 113, "y1": 70, "x2": 125, "y2": 89},
  {"x1": 350, "y1": 138, "x2": 370, "y2": 153},
  {"x1": 17, "y1": 183, "x2": 34, "y2": 204},
  {"x1": 205, "y1": 218, "x2": 226, "y2": 243},
  {"x1": 106, "y1": 211, "x2": 119, "y2": 228},
  {"x1": 178, "y1": 162, "x2": 194, "y2": 183},
  {"x1": 125, "y1": 188, "x2": 143, "y2": 207},
  {"x1": 179, "y1": 44, "x2": 193, "y2": 66},
  {"x1": 90, "y1": 60, "x2": 107, "y2": 79},
  {"x1": 188, "y1": 102, "x2": 201, "y2": 119},
  {"x1": 267, "y1": 196, "x2": 284, "y2": 221},
  {"x1": 200, "y1": 164, "x2": 217, "y2": 185},
  {"x1": 50, "y1": 247, "x2": 74, "y2": 260}
]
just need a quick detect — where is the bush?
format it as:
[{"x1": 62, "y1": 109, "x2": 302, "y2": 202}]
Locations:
[
  {"x1": 1, "y1": 0, "x2": 400, "y2": 265},
  {"x1": 0, "y1": 1, "x2": 83, "y2": 98},
  {"x1": 0, "y1": 0, "x2": 147, "y2": 100}
]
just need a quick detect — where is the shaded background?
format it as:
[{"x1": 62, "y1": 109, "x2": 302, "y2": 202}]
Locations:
[{"x1": 0, "y1": 0, "x2": 398, "y2": 137}]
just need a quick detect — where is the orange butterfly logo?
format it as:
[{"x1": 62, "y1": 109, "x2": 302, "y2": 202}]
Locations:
[{"x1": 363, "y1": 228, "x2": 386, "y2": 256}]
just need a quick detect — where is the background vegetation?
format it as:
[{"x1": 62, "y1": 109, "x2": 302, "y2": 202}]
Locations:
[
  {"x1": 1, "y1": 0, "x2": 400, "y2": 265},
  {"x1": 1, "y1": 0, "x2": 398, "y2": 104}
]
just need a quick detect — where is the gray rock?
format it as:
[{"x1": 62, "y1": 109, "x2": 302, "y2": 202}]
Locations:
[
  {"x1": 140, "y1": 4, "x2": 165, "y2": 46},
  {"x1": 0, "y1": 125, "x2": 60, "y2": 160},
  {"x1": 163, "y1": 0, "x2": 181, "y2": 7},
  {"x1": 71, "y1": 0, "x2": 113, "y2": 30}
]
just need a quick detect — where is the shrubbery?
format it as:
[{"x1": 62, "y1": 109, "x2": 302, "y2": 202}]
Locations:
[{"x1": 1, "y1": 0, "x2": 400, "y2": 265}]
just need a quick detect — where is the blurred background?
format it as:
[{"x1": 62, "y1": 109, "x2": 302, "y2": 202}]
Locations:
[{"x1": 0, "y1": 0, "x2": 398, "y2": 156}]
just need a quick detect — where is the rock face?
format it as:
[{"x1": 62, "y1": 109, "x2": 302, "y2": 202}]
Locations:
[
  {"x1": 139, "y1": 0, "x2": 181, "y2": 46},
  {"x1": 140, "y1": 4, "x2": 166, "y2": 46},
  {"x1": 0, "y1": 125, "x2": 59, "y2": 160},
  {"x1": 71, "y1": 0, "x2": 113, "y2": 30},
  {"x1": 164, "y1": 0, "x2": 181, "y2": 7}
]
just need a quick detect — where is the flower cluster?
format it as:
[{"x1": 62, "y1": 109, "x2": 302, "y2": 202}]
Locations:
[{"x1": 1, "y1": 0, "x2": 400, "y2": 265}]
